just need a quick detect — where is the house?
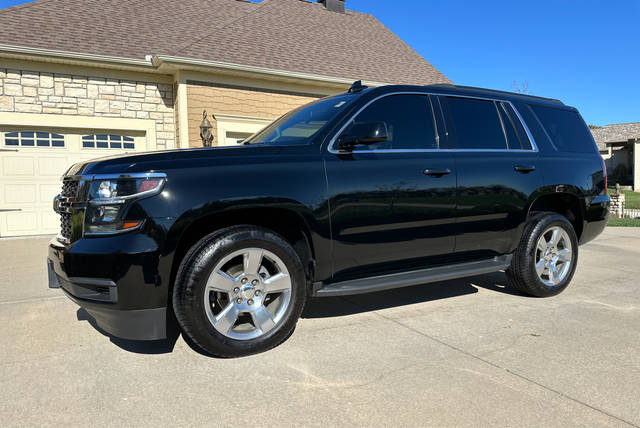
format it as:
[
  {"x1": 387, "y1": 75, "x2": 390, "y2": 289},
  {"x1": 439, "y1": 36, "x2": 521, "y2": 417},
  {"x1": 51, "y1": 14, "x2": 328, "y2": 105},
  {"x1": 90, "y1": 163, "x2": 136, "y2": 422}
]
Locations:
[
  {"x1": 591, "y1": 122, "x2": 640, "y2": 191},
  {"x1": 0, "y1": 0, "x2": 450, "y2": 237}
]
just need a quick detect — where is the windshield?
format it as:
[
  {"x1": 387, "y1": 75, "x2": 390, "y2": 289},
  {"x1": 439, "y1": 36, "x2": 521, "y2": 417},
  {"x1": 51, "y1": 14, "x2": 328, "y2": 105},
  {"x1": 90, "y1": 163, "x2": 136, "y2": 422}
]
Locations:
[{"x1": 243, "y1": 94, "x2": 356, "y2": 146}]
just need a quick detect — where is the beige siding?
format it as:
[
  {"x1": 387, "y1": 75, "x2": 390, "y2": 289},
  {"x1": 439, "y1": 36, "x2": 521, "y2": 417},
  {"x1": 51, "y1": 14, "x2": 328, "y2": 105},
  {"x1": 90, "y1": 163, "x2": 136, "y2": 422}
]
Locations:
[{"x1": 186, "y1": 81, "x2": 320, "y2": 148}]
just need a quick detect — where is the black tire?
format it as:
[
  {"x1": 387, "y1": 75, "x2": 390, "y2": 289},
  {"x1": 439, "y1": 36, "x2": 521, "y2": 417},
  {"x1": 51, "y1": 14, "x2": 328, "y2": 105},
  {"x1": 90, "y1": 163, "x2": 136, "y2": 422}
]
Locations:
[
  {"x1": 173, "y1": 225, "x2": 306, "y2": 357},
  {"x1": 506, "y1": 212, "x2": 579, "y2": 297}
]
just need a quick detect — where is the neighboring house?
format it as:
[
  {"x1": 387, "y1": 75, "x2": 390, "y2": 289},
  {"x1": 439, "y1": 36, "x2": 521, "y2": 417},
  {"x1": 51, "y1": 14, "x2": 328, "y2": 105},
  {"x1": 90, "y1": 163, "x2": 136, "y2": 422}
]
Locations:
[
  {"x1": 591, "y1": 122, "x2": 640, "y2": 191},
  {"x1": 0, "y1": 0, "x2": 450, "y2": 237}
]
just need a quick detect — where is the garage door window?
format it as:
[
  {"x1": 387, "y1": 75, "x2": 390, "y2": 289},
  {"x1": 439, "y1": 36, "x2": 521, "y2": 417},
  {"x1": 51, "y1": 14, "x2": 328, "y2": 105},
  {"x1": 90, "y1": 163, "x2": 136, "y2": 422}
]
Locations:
[
  {"x1": 82, "y1": 134, "x2": 135, "y2": 149},
  {"x1": 4, "y1": 131, "x2": 65, "y2": 147}
]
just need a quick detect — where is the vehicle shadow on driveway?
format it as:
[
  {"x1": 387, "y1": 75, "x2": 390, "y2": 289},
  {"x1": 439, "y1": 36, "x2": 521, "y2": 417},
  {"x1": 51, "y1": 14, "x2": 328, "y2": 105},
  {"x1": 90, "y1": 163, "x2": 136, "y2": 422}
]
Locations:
[
  {"x1": 75, "y1": 271, "x2": 523, "y2": 356},
  {"x1": 302, "y1": 271, "x2": 524, "y2": 318},
  {"x1": 76, "y1": 308, "x2": 180, "y2": 354}
]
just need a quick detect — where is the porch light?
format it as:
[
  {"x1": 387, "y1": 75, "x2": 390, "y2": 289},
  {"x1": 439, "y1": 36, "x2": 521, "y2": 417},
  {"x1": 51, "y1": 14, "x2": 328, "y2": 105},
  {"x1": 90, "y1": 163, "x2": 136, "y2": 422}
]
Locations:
[{"x1": 200, "y1": 110, "x2": 214, "y2": 147}]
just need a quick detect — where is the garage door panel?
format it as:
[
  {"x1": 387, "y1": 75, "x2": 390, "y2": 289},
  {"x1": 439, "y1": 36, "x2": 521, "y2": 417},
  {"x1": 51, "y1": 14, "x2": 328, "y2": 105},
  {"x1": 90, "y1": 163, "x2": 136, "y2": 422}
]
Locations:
[
  {"x1": 41, "y1": 211, "x2": 60, "y2": 231},
  {"x1": 3, "y1": 157, "x2": 35, "y2": 176},
  {"x1": 5, "y1": 183, "x2": 37, "y2": 203},
  {"x1": 38, "y1": 157, "x2": 70, "y2": 176},
  {"x1": 40, "y1": 184, "x2": 60, "y2": 203},
  {"x1": 5, "y1": 210, "x2": 38, "y2": 234}
]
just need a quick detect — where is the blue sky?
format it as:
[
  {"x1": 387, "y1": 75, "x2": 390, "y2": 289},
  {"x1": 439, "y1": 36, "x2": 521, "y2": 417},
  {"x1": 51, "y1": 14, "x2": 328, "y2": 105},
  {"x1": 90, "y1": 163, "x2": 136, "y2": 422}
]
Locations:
[
  {"x1": 1, "y1": 0, "x2": 638, "y2": 125},
  {"x1": 346, "y1": 0, "x2": 640, "y2": 126}
]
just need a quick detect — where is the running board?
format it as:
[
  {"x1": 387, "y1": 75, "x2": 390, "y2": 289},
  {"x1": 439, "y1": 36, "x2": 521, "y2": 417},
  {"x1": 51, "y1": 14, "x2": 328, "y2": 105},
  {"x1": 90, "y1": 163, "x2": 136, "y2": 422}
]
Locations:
[{"x1": 312, "y1": 255, "x2": 512, "y2": 297}]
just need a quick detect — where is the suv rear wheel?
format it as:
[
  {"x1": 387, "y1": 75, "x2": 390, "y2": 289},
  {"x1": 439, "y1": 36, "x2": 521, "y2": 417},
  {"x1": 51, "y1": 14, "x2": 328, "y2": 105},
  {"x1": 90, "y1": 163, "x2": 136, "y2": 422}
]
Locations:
[
  {"x1": 507, "y1": 212, "x2": 578, "y2": 297},
  {"x1": 173, "y1": 226, "x2": 306, "y2": 357}
]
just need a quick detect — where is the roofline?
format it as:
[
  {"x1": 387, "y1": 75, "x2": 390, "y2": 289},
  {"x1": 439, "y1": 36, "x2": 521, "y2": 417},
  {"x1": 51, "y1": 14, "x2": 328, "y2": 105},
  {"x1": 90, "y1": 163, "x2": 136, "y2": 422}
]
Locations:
[
  {"x1": 0, "y1": 43, "x2": 155, "y2": 68},
  {"x1": 594, "y1": 138, "x2": 640, "y2": 144},
  {"x1": 601, "y1": 121, "x2": 640, "y2": 127},
  {"x1": 426, "y1": 83, "x2": 565, "y2": 105},
  {"x1": 152, "y1": 55, "x2": 391, "y2": 87},
  {"x1": 0, "y1": 44, "x2": 392, "y2": 88}
]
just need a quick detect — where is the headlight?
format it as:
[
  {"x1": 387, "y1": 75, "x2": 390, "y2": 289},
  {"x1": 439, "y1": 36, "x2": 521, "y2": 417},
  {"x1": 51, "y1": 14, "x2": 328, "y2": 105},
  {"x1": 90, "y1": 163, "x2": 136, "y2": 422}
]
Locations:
[
  {"x1": 84, "y1": 173, "x2": 166, "y2": 235},
  {"x1": 88, "y1": 176, "x2": 164, "y2": 203}
]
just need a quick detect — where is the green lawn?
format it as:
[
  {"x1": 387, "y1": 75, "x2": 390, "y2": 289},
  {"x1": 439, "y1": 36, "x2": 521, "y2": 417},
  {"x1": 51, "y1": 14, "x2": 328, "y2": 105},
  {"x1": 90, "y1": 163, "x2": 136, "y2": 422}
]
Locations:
[
  {"x1": 608, "y1": 189, "x2": 640, "y2": 209},
  {"x1": 607, "y1": 217, "x2": 640, "y2": 227},
  {"x1": 607, "y1": 189, "x2": 640, "y2": 226}
]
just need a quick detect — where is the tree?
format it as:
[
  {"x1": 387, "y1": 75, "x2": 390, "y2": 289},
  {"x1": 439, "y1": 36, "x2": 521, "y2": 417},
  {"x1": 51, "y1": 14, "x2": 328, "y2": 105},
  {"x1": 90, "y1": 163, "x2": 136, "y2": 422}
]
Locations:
[{"x1": 588, "y1": 124, "x2": 603, "y2": 129}]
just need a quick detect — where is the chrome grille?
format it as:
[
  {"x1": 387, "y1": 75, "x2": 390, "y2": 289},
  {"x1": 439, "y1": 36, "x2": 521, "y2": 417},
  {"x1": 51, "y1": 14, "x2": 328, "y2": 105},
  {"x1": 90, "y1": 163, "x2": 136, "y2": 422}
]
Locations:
[
  {"x1": 60, "y1": 213, "x2": 72, "y2": 239},
  {"x1": 59, "y1": 179, "x2": 80, "y2": 240},
  {"x1": 61, "y1": 180, "x2": 79, "y2": 199}
]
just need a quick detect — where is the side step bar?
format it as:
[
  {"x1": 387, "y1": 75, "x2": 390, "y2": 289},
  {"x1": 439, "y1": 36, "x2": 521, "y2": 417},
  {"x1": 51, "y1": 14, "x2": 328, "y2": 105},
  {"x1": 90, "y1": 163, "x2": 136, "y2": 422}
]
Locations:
[{"x1": 312, "y1": 255, "x2": 512, "y2": 297}]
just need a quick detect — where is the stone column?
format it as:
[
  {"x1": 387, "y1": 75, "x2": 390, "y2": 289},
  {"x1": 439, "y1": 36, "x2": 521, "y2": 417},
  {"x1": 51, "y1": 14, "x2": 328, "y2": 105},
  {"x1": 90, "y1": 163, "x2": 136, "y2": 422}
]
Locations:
[{"x1": 610, "y1": 193, "x2": 625, "y2": 217}]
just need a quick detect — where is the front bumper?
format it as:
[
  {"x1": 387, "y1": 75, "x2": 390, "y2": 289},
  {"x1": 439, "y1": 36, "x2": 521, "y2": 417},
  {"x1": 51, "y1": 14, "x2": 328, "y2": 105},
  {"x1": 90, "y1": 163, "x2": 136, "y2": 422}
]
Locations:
[{"x1": 47, "y1": 231, "x2": 171, "y2": 340}]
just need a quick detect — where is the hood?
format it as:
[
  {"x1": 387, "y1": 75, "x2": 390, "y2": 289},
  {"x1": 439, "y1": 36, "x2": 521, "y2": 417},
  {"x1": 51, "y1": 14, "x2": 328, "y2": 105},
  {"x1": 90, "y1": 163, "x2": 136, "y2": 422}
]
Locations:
[{"x1": 66, "y1": 145, "x2": 299, "y2": 176}]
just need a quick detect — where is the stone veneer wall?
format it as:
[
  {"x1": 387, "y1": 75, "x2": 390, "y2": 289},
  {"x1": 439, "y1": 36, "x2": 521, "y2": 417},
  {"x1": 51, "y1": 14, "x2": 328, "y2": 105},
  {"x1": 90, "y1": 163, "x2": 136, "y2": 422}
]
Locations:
[
  {"x1": 187, "y1": 81, "x2": 321, "y2": 148},
  {"x1": 0, "y1": 68, "x2": 175, "y2": 149}
]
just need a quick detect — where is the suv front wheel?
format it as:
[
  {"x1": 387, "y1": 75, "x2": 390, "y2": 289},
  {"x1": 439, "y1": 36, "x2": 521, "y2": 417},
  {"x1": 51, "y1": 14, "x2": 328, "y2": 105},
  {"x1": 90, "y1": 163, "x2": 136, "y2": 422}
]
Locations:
[
  {"x1": 507, "y1": 212, "x2": 578, "y2": 297},
  {"x1": 173, "y1": 226, "x2": 306, "y2": 357}
]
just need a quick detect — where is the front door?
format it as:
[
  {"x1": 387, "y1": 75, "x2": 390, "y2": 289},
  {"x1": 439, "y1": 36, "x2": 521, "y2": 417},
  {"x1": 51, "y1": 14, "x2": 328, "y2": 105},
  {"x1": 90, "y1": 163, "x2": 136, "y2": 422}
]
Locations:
[{"x1": 325, "y1": 93, "x2": 457, "y2": 281}]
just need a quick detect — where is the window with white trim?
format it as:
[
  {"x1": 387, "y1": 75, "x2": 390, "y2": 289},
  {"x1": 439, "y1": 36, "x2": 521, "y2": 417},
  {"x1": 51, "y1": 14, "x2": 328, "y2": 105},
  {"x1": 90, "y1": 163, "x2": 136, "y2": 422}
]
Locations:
[
  {"x1": 4, "y1": 131, "x2": 65, "y2": 147},
  {"x1": 82, "y1": 134, "x2": 135, "y2": 149}
]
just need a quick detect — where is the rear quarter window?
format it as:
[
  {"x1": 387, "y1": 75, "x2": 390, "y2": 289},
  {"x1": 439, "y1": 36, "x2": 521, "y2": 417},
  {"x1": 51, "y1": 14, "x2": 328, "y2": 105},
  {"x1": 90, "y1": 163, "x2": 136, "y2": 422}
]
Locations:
[{"x1": 530, "y1": 105, "x2": 596, "y2": 153}]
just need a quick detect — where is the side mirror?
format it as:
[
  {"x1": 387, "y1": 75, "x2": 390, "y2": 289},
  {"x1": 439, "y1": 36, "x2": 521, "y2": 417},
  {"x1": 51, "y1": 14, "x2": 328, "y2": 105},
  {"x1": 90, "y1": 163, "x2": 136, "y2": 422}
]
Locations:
[{"x1": 337, "y1": 121, "x2": 388, "y2": 150}]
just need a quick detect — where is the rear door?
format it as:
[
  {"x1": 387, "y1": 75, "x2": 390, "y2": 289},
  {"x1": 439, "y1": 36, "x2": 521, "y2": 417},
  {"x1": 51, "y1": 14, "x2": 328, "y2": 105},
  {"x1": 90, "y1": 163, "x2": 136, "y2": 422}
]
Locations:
[
  {"x1": 437, "y1": 95, "x2": 542, "y2": 258},
  {"x1": 325, "y1": 93, "x2": 457, "y2": 281}
]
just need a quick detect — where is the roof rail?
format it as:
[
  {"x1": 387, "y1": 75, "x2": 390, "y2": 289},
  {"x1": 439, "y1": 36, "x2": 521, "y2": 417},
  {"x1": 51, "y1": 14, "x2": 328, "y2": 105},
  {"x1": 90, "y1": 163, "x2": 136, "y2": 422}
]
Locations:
[{"x1": 425, "y1": 83, "x2": 564, "y2": 105}]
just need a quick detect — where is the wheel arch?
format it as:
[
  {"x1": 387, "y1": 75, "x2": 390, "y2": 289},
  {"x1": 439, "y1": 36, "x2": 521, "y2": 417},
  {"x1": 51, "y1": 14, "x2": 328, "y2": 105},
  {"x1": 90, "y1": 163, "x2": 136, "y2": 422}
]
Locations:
[
  {"x1": 168, "y1": 206, "x2": 317, "y2": 300},
  {"x1": 526, "y1": 189, "x2": 585, "y2": 240}
]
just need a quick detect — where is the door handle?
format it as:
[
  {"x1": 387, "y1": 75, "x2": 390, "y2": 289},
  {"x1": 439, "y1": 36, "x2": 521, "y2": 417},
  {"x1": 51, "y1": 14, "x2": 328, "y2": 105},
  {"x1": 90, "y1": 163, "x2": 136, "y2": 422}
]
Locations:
[
  {"x1": 423, "y1": 168, "x2": 451, "y2": 177},
  {"x1": 0, "y1": 209, "x2": 22, "y2": 212},
  {"x1": 514, "y1": 165, "x2": 536, "y2": 173}
]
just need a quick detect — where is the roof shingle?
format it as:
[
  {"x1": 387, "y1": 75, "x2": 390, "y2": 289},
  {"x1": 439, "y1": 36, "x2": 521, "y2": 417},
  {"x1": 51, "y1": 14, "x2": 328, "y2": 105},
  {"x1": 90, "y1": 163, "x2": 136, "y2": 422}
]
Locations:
[
  {"x1": 591, "y1": 122, "x2": 640, "y2": 146},
  {"x1": 0, "y1": 0, "x2": 450, "y2": 85}
]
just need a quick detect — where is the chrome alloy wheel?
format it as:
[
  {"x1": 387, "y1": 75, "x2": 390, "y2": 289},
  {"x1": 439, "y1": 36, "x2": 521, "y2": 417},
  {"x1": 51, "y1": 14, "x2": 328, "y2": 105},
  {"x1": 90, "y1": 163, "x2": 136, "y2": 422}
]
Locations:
[
  {"x1": 534, "y1": 226, "x2": 573, "y2": 287},
  {"x1": 204, "y1": 248, "x2": 292, "y2": 340}
]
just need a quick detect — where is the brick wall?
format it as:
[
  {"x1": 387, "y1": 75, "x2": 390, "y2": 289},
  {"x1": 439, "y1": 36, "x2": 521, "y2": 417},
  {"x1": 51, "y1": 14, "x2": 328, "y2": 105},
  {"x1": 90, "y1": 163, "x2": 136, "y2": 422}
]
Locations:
[
  {"x1": 187, "y1": 81, "x2": 320, "y2": 147},
  {"x1": 0, "y1": 68, "x2": 175, "y2": 149}
]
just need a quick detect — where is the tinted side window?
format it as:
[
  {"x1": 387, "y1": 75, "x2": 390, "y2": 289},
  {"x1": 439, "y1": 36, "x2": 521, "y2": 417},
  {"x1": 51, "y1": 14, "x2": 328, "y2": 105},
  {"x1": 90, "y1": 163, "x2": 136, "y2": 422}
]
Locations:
[
  {"x1": 502, "y1": 103, "x2": 532, "y2": 150},
  {"x1": 530, "y1": 105, "x2": 596, "y2": 153},
  {"x1": 496, "y1": 103, "x2": 522, "y2": 149},
  {"x1": 341, "y1": 94, "x2": 437, "y2": 150},
  {"x1": 441, "y1": 97, "x2": 507, "y2": 149}
]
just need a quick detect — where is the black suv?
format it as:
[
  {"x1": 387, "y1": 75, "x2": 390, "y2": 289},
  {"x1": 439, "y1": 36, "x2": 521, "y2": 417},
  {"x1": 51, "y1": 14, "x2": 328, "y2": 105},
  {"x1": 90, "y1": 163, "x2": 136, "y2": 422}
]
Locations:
[{"x1": 48, "y1": 83, "x2": 609, "y2": 357}]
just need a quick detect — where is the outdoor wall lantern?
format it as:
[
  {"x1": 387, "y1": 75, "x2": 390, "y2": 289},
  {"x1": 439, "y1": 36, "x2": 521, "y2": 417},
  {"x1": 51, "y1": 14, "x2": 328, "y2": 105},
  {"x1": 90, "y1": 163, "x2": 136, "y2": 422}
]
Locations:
[{"x1": 200, "y1": 110, "x2": 214, "y2": 147}]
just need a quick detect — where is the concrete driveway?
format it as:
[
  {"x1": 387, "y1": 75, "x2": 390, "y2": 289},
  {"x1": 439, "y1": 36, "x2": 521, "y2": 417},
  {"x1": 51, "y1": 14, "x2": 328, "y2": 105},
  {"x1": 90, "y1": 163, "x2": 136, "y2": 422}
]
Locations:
[{"x1": 1, "y1": 228, "x2": 639, "y2": 427}]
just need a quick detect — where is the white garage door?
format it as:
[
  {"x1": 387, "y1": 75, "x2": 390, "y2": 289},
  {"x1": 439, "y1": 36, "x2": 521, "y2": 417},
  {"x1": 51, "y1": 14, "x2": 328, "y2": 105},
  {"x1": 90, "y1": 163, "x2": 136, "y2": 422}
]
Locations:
[{"x1": 0, "y1": 129, "x2": 147, "y2": 237}]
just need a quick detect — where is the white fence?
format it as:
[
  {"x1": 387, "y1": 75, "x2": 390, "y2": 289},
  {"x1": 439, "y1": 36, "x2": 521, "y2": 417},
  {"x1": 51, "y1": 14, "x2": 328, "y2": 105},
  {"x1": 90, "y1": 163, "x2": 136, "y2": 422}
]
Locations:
[{"x1": 623, "y1": 208, "x2": 640, "y2": 219}]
